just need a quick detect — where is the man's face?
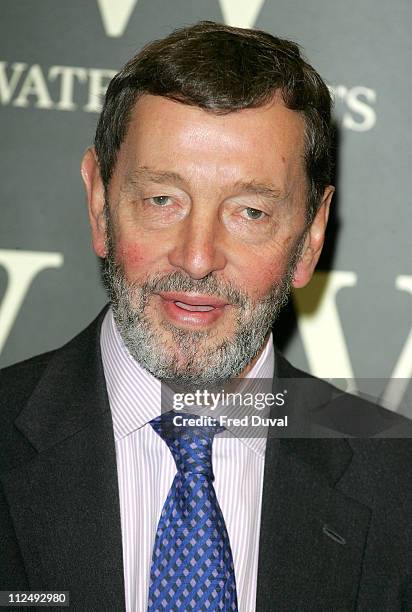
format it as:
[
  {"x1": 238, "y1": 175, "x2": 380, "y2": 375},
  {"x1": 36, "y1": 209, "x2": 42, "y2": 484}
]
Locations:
[{"x1": 83, "y1": 94, "x2": 332, "y2": 386}]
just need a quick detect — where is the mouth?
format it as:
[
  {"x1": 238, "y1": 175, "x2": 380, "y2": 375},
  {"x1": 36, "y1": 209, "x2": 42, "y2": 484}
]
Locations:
[
  {"x1": 155, "y1": 291, "x2": 230, "y2": 327},
  {"x1": 173, "y1": 301, "x2": 215, "y2": 312}
]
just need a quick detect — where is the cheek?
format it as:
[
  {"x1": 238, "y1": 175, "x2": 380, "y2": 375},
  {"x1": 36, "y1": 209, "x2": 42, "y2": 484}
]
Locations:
[
  {"x1": 235, "y1": 260, "x2": 286, "y2": 301},
  {"x1": 121, "y1": 244, "x2": 145, "y2": 264},
  {"x1": 235, "y1": 236, "x2": 297, "y2": 297},
  {"x1": 115, "y1": 240, "x2": 152, "y2": 275}
]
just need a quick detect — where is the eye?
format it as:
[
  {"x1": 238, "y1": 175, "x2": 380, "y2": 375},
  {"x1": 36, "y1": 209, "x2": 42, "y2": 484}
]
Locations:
[
  {"x1": 147, "y1": 195, "x2": 171, "y2": 206},
  {"x1": 243, "y1": 207, "x2": 266, "y2": 220}
]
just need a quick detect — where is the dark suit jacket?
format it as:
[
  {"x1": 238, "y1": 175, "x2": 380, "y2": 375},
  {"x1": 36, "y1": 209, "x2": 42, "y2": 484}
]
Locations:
[{"x1": 1, "y1": 307, "x2": 411, "y2": 611}]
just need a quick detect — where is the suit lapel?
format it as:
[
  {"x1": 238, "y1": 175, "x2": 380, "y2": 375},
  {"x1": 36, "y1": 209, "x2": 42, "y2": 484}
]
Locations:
[
  {"x1": 1, "y1": 308, "x2": 126, "y2": 611},
  {"x1": 256, "y1": 350, "x2": 372, "y2": 611}
]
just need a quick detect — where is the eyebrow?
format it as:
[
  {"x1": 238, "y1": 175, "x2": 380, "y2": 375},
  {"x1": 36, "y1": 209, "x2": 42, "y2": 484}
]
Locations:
[
  {"x1": 123, "y1": 166, "x2": 286, "y2": 202},
  {"x1": 232, "y1": 180, "x2": 285, "y2": 202},
  {"x1": 124, "y1": 167, "x2": 186, "y2": 189}
]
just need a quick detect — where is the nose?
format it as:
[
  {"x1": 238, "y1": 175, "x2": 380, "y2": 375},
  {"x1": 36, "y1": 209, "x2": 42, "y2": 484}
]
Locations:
[{"x1": 168, "y1": 207, "x2": 227, "y2": 280}]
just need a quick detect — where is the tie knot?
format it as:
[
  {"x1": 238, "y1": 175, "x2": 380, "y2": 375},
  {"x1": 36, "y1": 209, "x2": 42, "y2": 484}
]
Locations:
[{"x1": 150, "y1": 411, "x2": 223, "y2": 477}]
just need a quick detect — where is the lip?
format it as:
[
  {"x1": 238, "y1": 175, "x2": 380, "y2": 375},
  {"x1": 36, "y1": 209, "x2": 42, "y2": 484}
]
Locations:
[
  {"x1": 155, "y1": 291, "x2": 229, "y2": 327},
  {"x1": 156, "y1": 291, "x2": 229, "y2": 308}
]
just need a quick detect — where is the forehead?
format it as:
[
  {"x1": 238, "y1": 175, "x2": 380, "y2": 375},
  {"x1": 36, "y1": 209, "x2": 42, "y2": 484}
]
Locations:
[{"x1": 114, "y1": 93, "x2": 307, "y2": 190}]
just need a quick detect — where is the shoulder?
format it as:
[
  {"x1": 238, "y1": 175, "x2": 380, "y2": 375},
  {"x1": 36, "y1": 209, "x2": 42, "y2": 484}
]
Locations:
[
  {"x1": 0, "y1": 350, "x2": 56, "y2": 425},
  {"x1": 274, "y1": 346, "x2": 412, "y2": 439},
  {"x1": 0, "y1": 305, "x2": 109, "y2": 401},
  {"x1": 0, "y1": 306, "x2": 109, "y2": 467},
  {"x1": 0, "y1": 349, "x2": 57, "y2": 470}
]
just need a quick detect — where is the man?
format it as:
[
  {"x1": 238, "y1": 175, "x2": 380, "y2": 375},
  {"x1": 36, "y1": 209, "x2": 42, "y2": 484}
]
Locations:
[{"x1": 0, "y1": 21, "x2": 411, "y2": 612}]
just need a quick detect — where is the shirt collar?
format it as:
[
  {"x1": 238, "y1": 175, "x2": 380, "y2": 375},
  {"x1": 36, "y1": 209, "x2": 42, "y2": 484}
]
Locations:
[{"x1": 101, "y1": 307, "x2": 274, "y2": 457}]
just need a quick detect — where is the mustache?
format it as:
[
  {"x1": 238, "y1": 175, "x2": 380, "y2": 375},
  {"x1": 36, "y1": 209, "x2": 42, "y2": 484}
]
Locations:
[{"x1": 138, "y1": 270, "x2": 249, "y2": 308}]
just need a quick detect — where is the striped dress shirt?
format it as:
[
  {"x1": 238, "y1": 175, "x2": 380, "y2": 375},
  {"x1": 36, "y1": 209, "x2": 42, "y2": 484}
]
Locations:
[{"x1": 100, "y1": 307, "x2": 274, "y2": 611}]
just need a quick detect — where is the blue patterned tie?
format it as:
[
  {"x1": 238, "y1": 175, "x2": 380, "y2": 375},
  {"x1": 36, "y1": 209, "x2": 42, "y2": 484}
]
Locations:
[{"x1": 148, "y1": 411, "x2": 238, "y2": 611}]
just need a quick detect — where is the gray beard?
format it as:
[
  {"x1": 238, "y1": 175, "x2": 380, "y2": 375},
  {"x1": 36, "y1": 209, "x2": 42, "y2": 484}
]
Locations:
[{"x1": 102, "y1": 227, "x2": 302, "y2": 389}]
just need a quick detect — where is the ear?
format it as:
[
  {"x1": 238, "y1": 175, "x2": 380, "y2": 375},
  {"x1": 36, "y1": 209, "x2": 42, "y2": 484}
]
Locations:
[
  {"x1": 80, "y1": 147, "x2": 107, "y2": 258},
  {"x1": 292, "y1": 185, "x2": 335, "y2": 288}
]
